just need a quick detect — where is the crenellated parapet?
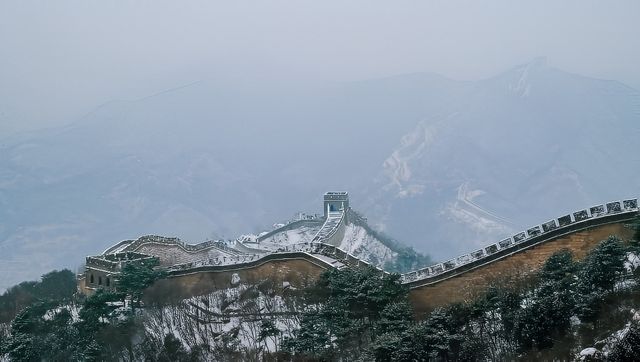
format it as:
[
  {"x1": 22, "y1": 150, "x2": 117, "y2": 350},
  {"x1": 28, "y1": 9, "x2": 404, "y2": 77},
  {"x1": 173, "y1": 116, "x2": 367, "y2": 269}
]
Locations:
[
  {"x1": 401, "y1": 198, "x2": 638, "y2": 286},
  {"x1": 102, "y1": 235, "x2": 242, "y2": 256}
]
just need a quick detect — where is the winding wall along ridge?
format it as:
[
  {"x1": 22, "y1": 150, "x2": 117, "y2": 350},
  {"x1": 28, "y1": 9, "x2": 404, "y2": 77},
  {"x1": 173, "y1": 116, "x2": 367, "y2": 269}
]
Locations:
[
  {"x1": 402, "y1": 198, "x2": 638, "y2": 286},
  {"x1": 98, "y1": 199, "x2": 638, "y2": 286},
  {"x1": 90, "y1": 198, "x2": 639, "y2": 312}
]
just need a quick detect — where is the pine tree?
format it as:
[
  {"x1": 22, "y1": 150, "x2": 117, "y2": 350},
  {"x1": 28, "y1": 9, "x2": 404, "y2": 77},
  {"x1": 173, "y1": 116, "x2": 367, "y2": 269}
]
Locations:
[
  {"x1": 376, "y1": 301, "x2": 413, "y2": 335},
  {"x1": 116, "y1": 258, "x2": 167, "y2": 312},
  {"x1": 282, "y1": 312, "x2": 333, "y2": 358},
  {"x1": 422, "y1": 308, "x2": 464, "y2": 360},
  {"x1": 284, "y1": 266, "x2": 410, "y2": 360},
  {"x1": 515, "y1": 250, "x2": 577, "y2": 351},
  {"x1": 4, "y1": 300, "x2": 81, "y2": 361},
  {"x1": 576, "y1": 236, "x2": 627, "y2": 322},
  {"x1": 0, "y1": 269, "x2": 76, "y2": 323}
]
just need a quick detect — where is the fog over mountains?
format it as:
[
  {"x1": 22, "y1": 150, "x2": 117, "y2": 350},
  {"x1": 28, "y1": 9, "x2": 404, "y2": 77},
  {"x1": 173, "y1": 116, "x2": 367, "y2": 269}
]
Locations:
[{"x1": 1, "y1": 58, "x2": 639, "y2": 290}]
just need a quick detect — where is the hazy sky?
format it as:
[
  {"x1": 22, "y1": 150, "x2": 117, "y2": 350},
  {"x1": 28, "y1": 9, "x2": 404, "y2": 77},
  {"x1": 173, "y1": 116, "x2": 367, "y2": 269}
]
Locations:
[{"x1": 1, "y1": 1, "x2": 639, "y2": 134}]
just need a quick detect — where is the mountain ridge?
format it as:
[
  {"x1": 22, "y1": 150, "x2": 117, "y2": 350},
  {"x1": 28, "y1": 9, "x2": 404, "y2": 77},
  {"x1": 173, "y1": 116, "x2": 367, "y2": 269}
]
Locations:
[{"x1": 1, "y1": 59, "x2": 638, "y2": 288}]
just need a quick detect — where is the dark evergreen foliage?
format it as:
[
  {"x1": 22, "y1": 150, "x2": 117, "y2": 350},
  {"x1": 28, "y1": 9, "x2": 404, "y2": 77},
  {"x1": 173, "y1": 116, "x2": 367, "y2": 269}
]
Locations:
[
  {"x1": 516, "y1": 249, "x2": 578, "y2": 351},
  {"x1": 0, "y1": 269, "x2": 76, "y2": 323},
  {"x1": 117, "y1": 258, "x2": 167, "y2": 311},
  {"x1": 284, "y1": 266, "x2": 408, "y2": 360},
  {"x1": 579, "y1": 236, "x2": 626, "y2": 292},
  {"x1": 576, "y1": 236, "x2": 627, "y2": 322},
  {"x1": 0, "y1": 264, "x2": 166, "y2": 361}
]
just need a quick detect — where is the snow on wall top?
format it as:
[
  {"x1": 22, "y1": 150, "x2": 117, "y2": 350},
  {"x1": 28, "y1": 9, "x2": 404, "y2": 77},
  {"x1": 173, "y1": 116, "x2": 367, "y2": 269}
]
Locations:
[
  {"x1": 401, "y1": 198, "x2": 638, "y2": 284},
  {"x1": 94, "y1": 198, "x2": 638, "y2": 288}
]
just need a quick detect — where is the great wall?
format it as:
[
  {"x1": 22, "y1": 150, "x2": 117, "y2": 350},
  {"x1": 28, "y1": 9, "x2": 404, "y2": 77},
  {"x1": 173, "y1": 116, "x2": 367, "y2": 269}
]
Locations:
[{"x1": 81, "y1": 192, "x2": 638, "y2": 314}]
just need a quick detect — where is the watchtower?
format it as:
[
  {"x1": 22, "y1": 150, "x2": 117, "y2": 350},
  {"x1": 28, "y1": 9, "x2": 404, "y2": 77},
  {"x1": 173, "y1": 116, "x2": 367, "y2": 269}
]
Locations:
[{"x1": 323, "y1": 191, "x2": 349, "y2": 218}]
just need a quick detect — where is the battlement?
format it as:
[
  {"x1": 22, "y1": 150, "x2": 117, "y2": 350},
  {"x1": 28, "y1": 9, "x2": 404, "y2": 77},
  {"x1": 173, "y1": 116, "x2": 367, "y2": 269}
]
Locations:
[
  {"x1": 324, "y1": 191, "x2": 348, "y2": 197},
  {"x1": 402, "y1": 198, "x2": 638, "y2": 286},
  {"x1": 323, "y1": 191, "x2": 349, "y2": 218}
]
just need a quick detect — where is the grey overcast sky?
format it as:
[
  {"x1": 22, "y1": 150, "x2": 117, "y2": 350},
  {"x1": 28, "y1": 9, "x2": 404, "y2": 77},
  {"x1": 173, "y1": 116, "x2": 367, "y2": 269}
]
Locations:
[{"x1": 1, "y1": 1, "x2": 639, "y2": 134}]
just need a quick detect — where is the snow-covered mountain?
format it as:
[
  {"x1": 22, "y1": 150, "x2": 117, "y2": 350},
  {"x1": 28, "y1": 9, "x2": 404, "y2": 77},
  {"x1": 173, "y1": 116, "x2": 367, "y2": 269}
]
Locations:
[
  {"x1": 364, "y1": 58, "x2": 640, "y2": 258},
  {"x1": 1, "y1": 58, "x2": 638, "y2": 289}
]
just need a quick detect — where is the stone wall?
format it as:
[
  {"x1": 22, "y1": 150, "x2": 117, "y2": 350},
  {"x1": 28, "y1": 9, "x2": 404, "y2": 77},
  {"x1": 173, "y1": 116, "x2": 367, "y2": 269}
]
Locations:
[
  {"x1": 408, "y1": 222, "x2": 633, "y2": 316},
  {"x1": 143, "y1": 257, "x2": 328, "y2": 304},
  {"x1": 133, "y1": 243, "x2": 232, "y2": 267},
  {"x1": 402, "y1": 199, "x2": 638, "y2": 285},
  {"x1": 133, "y1": 220, "x2": 634, "y2": 315},
  {"x1": 84, "y1": 268, "x2": 116, "y2": 292}
]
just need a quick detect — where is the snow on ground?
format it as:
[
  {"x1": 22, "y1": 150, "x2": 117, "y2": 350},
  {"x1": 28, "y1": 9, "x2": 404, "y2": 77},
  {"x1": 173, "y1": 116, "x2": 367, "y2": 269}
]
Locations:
[
  {"x1": 579, "y1": 347, "x2": 598, "y2": 359},
  {"x1": 235, "y1": 220, "x2": 399, "y2": 270},
  {"x1": 255, "y1": 225, "x2": 321, "y2": 251},
  {"x1": 142, "y1": 281, "x2": 307, "y2": 357},
  {"x1": 625, "y1": 252, "x2": 640, "y2": 272},
  {"x1": 339, "y1": 224, "x2": 397, "y2": 268}
]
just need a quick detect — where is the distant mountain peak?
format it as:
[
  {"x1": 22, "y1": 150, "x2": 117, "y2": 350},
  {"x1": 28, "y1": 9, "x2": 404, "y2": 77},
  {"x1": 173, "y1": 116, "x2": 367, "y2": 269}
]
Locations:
[{"x1": 505, "y1": 56, "x2": 549, "y2": 97}]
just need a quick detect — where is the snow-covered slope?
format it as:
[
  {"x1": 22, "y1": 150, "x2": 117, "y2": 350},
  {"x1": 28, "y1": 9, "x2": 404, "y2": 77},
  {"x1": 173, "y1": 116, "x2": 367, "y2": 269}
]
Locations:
[
  {"x1": 234, "y1": 214, "x2": 424, "y2": 271},
  {"x1": 338, "y1": 224, "x2": 398, "y2": 268},
  {"x1": 254, "y1": 225, "x2": 322, "y2": 250},
  {"x1": 142, "y1": 280, "x2": 303, "y2": 357}
]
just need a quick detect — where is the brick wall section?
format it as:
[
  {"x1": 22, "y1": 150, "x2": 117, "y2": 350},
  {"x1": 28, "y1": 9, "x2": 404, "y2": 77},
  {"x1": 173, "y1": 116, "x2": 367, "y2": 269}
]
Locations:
[
  {"x1": 143, "y1": 258, "x2": 327, "y2": 304},
  {"x1": 409, "y1": 222, "x2": 633, "y2": 316},
  {"x1": 134, "y1": 243, "x2": 230, "y2": 266}
]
